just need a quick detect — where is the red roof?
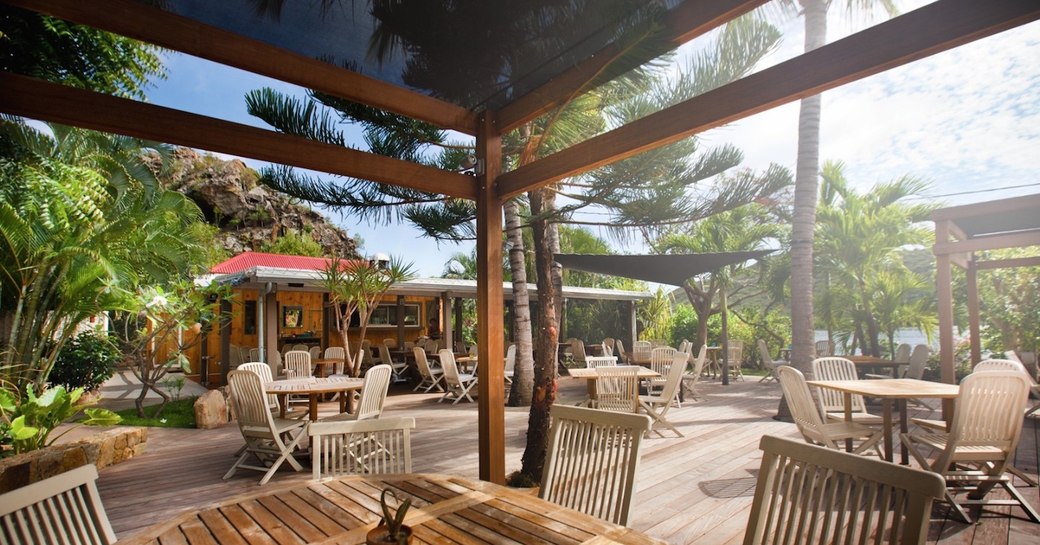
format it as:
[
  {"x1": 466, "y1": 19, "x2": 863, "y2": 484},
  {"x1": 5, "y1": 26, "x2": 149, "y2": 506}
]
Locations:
[{"x1": 209, "y1": 252, "x2": 336, "y2": 274}]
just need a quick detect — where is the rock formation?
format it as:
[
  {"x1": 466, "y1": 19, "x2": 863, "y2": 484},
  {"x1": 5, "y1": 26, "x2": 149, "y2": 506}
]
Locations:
[{"x1": 159, "y1": 148, "x2": 360, "y2": 257}]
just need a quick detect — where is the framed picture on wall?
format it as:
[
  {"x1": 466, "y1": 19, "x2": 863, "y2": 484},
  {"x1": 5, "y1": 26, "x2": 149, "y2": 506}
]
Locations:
[{"x1": 282, "y1": 305, "x2": 303, "y2": 329}]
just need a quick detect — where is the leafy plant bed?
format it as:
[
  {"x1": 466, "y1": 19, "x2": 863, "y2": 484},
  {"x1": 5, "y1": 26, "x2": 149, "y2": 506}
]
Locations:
[{"x1": 116, "y1": 397, "x2": 198, "y2": 428}]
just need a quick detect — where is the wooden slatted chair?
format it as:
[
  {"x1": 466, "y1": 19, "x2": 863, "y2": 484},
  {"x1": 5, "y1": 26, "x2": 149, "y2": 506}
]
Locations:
[
  {"x1": 615, "y1": 339, "x2": 628, "y2": 363},
  {"x1": 632, "y1": 340, "x2": 652, "y2": 364},
  {"x1": 814, "y1": 339, "x2": 835, "y2": 357},
  {"x1": 540, "y1": 404, "x2": 651, "y2": 526},
  {"x1": 283, "y1": 350, "x2": 312, "y2": 378},
  {"x1": 308, "y1": 345, "x2": 321, "y2": 360},
  {"x1": 236, "y1": 361, "x2": 306, "y2": 420},
  {"x1": 309, "y1": 416, "x2": 415, "y2": 479},
  {"x1": 0, "y1": 464, "x2": 117, "y2": 545},
  {"x1": 648, "y1": 346, "x2": 677, "y2": 395},
  {"x1": 901, "y1": 370, "x2": 1039, "y2": 524},
  {"x1": 438, "y1": 349, "x2": 476, "y2": 404},
  {"x1": 727, "y1": 339, "x2": 745, "y2": 381},
  {"x1": 682, "y1": 344, "x2": 708, "y2": 401},
  {"x1": 777, "y1": 366, "x2": 883, "y2": 456},
  {"x1": 743, "y1": 435, "x2": 945, "y2": 545},
  {"x1": 504, "y1": 343, "x2": 516, "y2": 384},
  {"x1": 811, "y1": 357, "x2": 883, "y2": 425},
  {"x1": 324, "y1": 346, "x2": 347, "y2": 375},
  {"x1": 757, "y1": 339, "x2": 787, "y2": 384},
  {"x1": 592, "y1": 365, "x2": 641, "y2": 414},
  {"x1": 224, "y1": 370, "x2": 308, "y2": 485},
  {"x1": 639, "y1": 351, "x2": 688, "y2": 437},
  {"x1": 413, "y1": 347, "x2": 444, "y2": 392},
  {"x1": 377, "y1": 343, "x2": 409, "y2": 383},
  {"x1": 320, "y1": 364, "x2": 392, "y2": 423}
]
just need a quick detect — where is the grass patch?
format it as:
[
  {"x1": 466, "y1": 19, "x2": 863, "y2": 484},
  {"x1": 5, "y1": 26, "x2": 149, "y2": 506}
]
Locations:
[{"x1": 116, "y1": 397, "x2": 197, "y2": 428}]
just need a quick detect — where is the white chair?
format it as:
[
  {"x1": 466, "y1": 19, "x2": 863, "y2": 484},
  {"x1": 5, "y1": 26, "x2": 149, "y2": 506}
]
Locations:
[
  {"x1": 324, "y1": 346, "x2": 347, "y2": 375},
  {"x1": 647, "y1": 346, "x2": 677, "y2": 395},
  {"x1": 382, "y1": 337, "x2": 397, "y2": 349},
  {"x1": 811, "y1": 357, "x2": 883, "y2": 425},
  {"x1": 602, "y1": 337, "x2": 615, "y2": 357},
  {"x1": 224, "y1": 370, "x2": 308, "y2": 485},
  {"x1": 570, "y1": 340, "x2": 589, "y2": 367},
  {"x1": 413, "y1": 347, "x2": 444, "y2": 392},
  {"x1": 777, "y1": 366, "x2": 883, "y2": 455},
  {"x1": 0, "y1": 464, "x2": 117, "y2": 545},
  {"x1": 283, "y1": 350, "x2": 313, "y2": 378},
  {"x1": 237, "y1": 361, "x2": 290, "y2": 416},
  {"x1": 901, "y1": 370, "x2": 1039, "y2": 524},
  {"x1": 438, "y1": 349, "x2": 476, "y2": 404},
  {"x1": 726, "y1": 339, "x2": 745, "y2": 381},
  {"x1": 743, "y1": 435, "x2": 945, "y2": 545},
  {"x1": 894, "y1": 342, "x2": 912, "y2": 363},
  {"x1": 309, "y1": 416, "x2": 415, "y2": 479},
  {"x1": 377, "y1": 343, "x2": 409, "y2": 383},
  {"x1": 504, "y1": 344, "x2": 516, "y2": 384},
  {"x1": 540, "y1": 404, "x2": 651, "y2": 526},
  {"x1": 815, "y1": 339, "x2": 835, "y2": 357},
  {"x1": 632, "y1": 340, "x2": 652, "y2": 364},
  {"x1": 592, "y1": 365, "x2": 641, "y2": 414},
  {"x1": 639, "y1": 351, "x2": 688, "y2": 437},
  {"x1": 756, "y1": 339, "x2": 786, "y2": 384},
  {"x1": 291, "y1": 343, "x2": 310, "y2": 353},
  {"x1": 682, "y1": 344, "x2": 708, "y2": 401},
  {"x1": 308, "y1": 346, "x2": 321, "y2": 360},
  {"x1": 321, "y1": 364, "x2": 392, "y2": 423},
  {"x1": 615, "y1": 339, "x2": 628, "y2": 363}
]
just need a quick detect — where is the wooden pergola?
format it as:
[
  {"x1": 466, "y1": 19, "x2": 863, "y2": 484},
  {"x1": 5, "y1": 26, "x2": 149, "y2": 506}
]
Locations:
[
  {"x1": 933, "y1": 193, "x2": 1040, "y2": 383},
  {"x1": 1, "y1": 0, "x2": 1037, "y2": 484}
]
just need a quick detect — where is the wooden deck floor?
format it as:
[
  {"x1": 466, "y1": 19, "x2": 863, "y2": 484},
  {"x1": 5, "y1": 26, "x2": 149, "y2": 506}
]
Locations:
[{"x1": 93, "y1": 377, "x2": 1040, "y2": 544}]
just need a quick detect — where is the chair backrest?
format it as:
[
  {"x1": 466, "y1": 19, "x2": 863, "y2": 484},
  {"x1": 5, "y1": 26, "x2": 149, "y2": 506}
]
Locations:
[
  {"x1": 689, "y1": 344, "x2": 708, "y2": 377},
  {"x1": 414, "y1": 347, "x2": 436, "y2": 379},
  {"x1": 283, "y1": 350, "x2": 313, "y2": 378},
  {"x1": 308, "y1": 346, "x2": 321, "y2": 360},
  {"x1": 324, "y1": 346, "x2": 346, "y2": 374},
  {"x1": 905, "y1": 344, "x2": 930, "y2": 379},
  {"x1": 540, "y1": 404, "x2": 651, "y2": 526},
  {"x1": 743, "y1": 435, "x2": 945, "y2": 545},
  {"x1": 586, "y1": 356, "x2": 616, "y2": 368},
  {"x1": 974, "y1": 358, "x2": 1028, "y2": 374},
  {"x1": 291, "y1": 343, "x2": 310, "y2": 353},
  {"x1": 227, "y1": 370, "x2": 278, "y2": 434},
  {"x1": 438, "y1": 349, "x2": 465, "y2": 387},
  {"x1": 377, "y1": 344, "x2": 397, "y2": 368},
  {"x1": 571, "y1": 341, "x2": 588, "y2": 365},
  {"x1": 309, "y1": 417, "x2": 415, "y2": 479},
  {"x1": 893, "y1": 343, "x2": 912, "y2": 363},
  {"x1": 649, "y1": 347, "x2": 677, "y2": 377},
  {"x1": 776, "y1": 366, "x2": 830, "y2": 446},
  {"x1": 238, "y1": 362, "x2": 279, "y2": 410},
  {"x1": 0, "y1": 464, "x2": 117, "y2": 545},
  {"x1": 602, "y1": 337, "x2": 615, "y2": 354},
  {"x1": 504, "y1": 344, "x2": 516, "y2": 373},
  {"x1": 757, "y1": 339, "x2": 773, "y2": 365},
  {"x1": 1004, "y1": 350, "x2": 1022, "y2": 362},
  {"x1": 382, "y1": 337, "x2": 397, "y2": 349},
  {"x1": 355, "y1": 364, "x2": 392, "y2": 420},
  {"x1": 727, "y1": 339, "x2": 743, "y2": 365},
  {"x1": 811, "y1": 357, "x2": 867, "y2": 414},
  {"x1": 632, "y1": 341, "x2": 652, "y2": 363},
  {"x1": 935, "y1": 370, "x2": 1030, "y2": 473},
  {"x1": 423, "y1": 339, "x2": 439, "y2": 354},
  {"x1": 814, "y1": 339, "x2": 834, "y2": 357},
  {"x1": 656, "y1": 352, "x2": 688, "y2": 402},
  {"x1": 248, "y1": 347, "x2": 263, "y2": 362},
  {"x1": 615, "y1": 339, "x2": 627, "y2": 362},
  {"x1": 594, "y1": 366, "x2": 641, "y2": 413}
]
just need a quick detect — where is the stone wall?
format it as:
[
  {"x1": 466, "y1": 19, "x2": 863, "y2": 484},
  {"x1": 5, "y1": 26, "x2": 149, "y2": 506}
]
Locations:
[{"x1": 0, "y1": 427, "x2": 147, "y2": 493}]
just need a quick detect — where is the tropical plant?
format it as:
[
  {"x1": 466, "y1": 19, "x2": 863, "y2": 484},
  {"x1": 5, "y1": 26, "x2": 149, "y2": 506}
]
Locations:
[
  {"x1": 261, "y1": 228, "x2": 324, "y2": 257},
  {"x1": 322, "y1": 255, "x2": 415, "y2": 376},
  {"x1": 974, "y1": 247, "x2": 1040, "y2": 354},
  {"x1": 372, "y1": 488, "x2": 412, "y2": 545},
  {"x1": 48, "y1": 330, "x2": 121, "y2": 392},
  {"x1": 0, "y1": 385, "x2": 120, "y2": 457}
]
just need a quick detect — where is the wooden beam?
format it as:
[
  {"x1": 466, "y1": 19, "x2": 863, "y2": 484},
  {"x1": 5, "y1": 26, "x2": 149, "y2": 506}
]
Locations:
[
  {"x1": 495, "y1": 0, "x2": 770, "y2": 133},
  {"x1": 10, "y1": 0, "x2": 479, "y2": 134},
  {"x1": 932, "y1": 192, "x2": 1040, "y2": 222},
  {"x1": 934, "y1": 230, "x2": 1040, "y2": 255},
  {"x1": 0, "y1": 73, "x2": 477, "y2": 200},
  {"x1": 976, "y1": 255, "x2": 1040, "y2": 270},
  {"x1": 475, "y1": 112, "x2": 505, "y2": 484},
  {"x1": 497, "y1": 0, "x2": 1040, "y2": 198}
]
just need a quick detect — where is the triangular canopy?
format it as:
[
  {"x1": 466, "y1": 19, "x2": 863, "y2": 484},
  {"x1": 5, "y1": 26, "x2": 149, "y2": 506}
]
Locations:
[{"x1": 554, "y1": 251, "x2": 773, "y2": 286}]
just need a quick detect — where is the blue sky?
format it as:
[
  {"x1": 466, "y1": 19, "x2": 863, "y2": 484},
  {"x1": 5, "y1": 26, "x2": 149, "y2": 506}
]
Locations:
[{"x1": 146, "y1": 4, "x2": 1040, "y2": 277}]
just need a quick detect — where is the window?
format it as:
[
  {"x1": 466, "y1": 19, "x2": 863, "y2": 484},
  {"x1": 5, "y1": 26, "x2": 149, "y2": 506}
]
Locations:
[
  {"x1": 244, "y1": 300, "x2": 257, "y2": 335},
  {"x1": 342, "y1": 303, "x2": 420, "y2": 327}
]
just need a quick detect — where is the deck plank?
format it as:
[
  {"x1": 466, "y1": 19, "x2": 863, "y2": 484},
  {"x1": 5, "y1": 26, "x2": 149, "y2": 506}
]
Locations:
[{"x1": 92, "y1": 378, "x2": 1040, "y2": 544}]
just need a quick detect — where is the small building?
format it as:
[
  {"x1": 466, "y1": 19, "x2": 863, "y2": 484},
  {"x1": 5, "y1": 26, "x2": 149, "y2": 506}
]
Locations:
[{"x1": 186, "y1": 252, "x2": 651, "y2": 386}]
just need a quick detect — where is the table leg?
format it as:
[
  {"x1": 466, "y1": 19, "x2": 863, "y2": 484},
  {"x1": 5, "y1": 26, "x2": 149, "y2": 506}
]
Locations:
[
  {"x1": 843, "y1": 392, "x2": 853, "y2": 452},
  {"x1": 882, "y1": 400, "x2": 893, "y2": 462},
  {"x1": 898, "y1": 399, "x2": 909, "y2": 465},
  {"x1": 309, "y1": 395, "x2": 318, "y2": 421},
  {"x1": 277, "y1": 394, "x2": 287, "y2": 418}
]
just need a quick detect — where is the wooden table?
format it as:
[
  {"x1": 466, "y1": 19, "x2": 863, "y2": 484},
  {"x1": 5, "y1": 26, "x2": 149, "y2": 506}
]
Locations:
[
  {"x1": 119, "y1": 473, "x2": 666, "y2": 545},
  {"x1": 570, "y1": 367, "x2": 660, "y2": 402},
  {"x1": 312, "y1": 357, "x2": 344, "y2": 377},
  {"x1": 845, "y1": 355, "x2": 904, "y2": 376},
  {"x1": 807, "y1": 378, "x2": 959, "y2": 464},
  {"x1": 266, "y1": 377, "x2": 364, "y2": 421}
]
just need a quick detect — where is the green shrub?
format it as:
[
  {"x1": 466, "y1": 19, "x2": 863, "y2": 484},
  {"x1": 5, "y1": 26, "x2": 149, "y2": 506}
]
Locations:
[
  {"x1": 49, "y1": 330, "x2": 120, "y2": 391},
  {"x1": 0, "y1": 386, "x2": 121, "y2": 456}
]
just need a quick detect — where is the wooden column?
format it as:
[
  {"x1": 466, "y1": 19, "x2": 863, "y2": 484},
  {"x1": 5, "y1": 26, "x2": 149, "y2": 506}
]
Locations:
[
  {"x1": 219, "y1": 298, "x2": 232, "y2": 384},
  {"x1": 966, "y1": 258, "x2": 981, "y2": 365},
  {"x1": 440, "y1": 292, "x2": 452, "y2": 351},
  {"x1": 454, "y1": 297, "x2": 464, "y2": 347},
  {"x1": 264, "y1": 288, "x2": 279, "y2": 365},
  {"x1": 629, "y1": 301, "x2": 638, "y2": 352},
  {"x1": 396, "y1": 295, "x2": 406, "y2": 349},
  {"x1": 322, "y1": 292, "x2": 331, "y2": 350},
  {"x1": 475, "y1": 111, "x2": 505, "y2": 484},
  {"x1": 935, "y1": 221, "x2": 956, "y2": 384}
]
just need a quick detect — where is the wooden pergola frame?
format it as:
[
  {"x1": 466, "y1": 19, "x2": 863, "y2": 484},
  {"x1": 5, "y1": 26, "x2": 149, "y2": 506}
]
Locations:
[
  {"x1": 933, "y1": 193, "x2": 1040, "y2": 384},
  {"x1": 2, "y1": 0, "x2": 1038, "y2": 483}
]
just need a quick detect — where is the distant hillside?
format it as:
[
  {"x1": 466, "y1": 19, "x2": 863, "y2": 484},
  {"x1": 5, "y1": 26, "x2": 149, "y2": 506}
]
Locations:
[{"x1": 159, "y1": 148, "x2": 360, "y2": 259}]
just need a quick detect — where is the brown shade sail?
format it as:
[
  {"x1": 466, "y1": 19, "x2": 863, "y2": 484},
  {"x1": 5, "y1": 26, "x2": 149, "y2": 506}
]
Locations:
[{"x1": 554, "y1": 251, "x2": 773, "y2": 287}]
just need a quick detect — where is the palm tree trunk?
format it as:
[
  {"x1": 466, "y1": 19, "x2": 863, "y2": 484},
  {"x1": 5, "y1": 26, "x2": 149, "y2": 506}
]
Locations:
[{"x1": 505, "y1": 198, "x2": 535, "y2": 406}]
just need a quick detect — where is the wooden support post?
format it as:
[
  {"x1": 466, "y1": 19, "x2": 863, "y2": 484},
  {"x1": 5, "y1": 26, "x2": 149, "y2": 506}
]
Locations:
[
  {"x1": 475, "y1": 111, "x2": 505, "y2": 484},
  {"x1": 454, "y1": 297, "x2": 464, "y2": 348},
  {"x1": 966, "y1": 257, "x2": 981, "y2": 365},
  {"x1": 629, "y1": 301, "x2": 638, "y2": 354},
  {"x1": 219, "y1": 298, "x2": 232, "y2": 384},
  {"x1": 264, "y1": 289, "x2": 279, "y2": 367},
  {"x1": 322, "y1": 293, "x2": 331, "y2": 351},
  {"x1": 440, "y1": 292, "x2": 452, "y2": 352},
  {"x1": 396, "y1": 296, "x2": 406, "y2": 350},
  {"x1": 935, "y1": 221, "x2": 956, "y2": 385}
]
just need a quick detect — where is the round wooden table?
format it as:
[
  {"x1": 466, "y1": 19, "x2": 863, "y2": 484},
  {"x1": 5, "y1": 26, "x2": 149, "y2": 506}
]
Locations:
[{"x1": 265, "y1": 377, "x2": 363, "y2": 421}]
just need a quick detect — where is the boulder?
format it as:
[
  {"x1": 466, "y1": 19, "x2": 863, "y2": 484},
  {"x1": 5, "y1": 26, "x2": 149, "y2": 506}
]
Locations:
[{"x1": 193, "y1": 390, "x2": 229, "y2": 429}]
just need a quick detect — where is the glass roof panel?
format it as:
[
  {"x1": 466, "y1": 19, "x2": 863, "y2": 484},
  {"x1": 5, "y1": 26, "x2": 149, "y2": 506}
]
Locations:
[{"x1": 144, "y1": 0, "x2": 684, "y2": 111}]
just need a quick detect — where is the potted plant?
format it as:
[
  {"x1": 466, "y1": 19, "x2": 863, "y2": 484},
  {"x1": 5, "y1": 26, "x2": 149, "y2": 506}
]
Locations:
[{"x1": 366, "y1": 489, "x2": 412, "y2": 545}]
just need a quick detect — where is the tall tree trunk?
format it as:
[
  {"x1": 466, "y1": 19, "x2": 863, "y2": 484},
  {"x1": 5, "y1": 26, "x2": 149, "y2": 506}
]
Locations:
[
  {"x1": 780, "y1": 0, "x2": 827, "y2": 420},
  {"x1": 505, "y1": 198, "x2": 535, "y2": 406},
  {"x1": 520, "y1": 187, "x2": 560, "y2": 480},
  {"x1": 857, "y1": 278, "x2": 882, "y2": 356},
  {"x1": 682, "y1": 282, "x2": 713, "y2": 347}
]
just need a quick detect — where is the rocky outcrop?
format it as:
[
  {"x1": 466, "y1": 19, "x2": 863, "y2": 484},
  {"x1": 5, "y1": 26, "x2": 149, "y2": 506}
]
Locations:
[{"x1": 159, "y1": 148, "x2": 360, "y2": 257}]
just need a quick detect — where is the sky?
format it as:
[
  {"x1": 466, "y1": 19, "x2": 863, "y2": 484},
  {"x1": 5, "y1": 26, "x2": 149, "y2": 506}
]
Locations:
[{"x1": 145, "y1": 2, "x2": 1040, "y2": 277}]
